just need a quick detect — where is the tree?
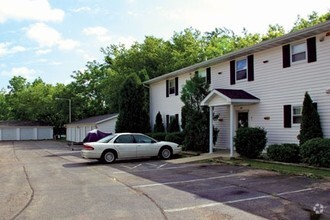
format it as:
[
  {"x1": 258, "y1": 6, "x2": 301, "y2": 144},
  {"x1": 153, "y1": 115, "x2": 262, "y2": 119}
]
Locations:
[
  {"x1": 115, "y1": 73, "x2": 151, "y2": 133},
  {"x1": 168, "y1": 116, "x2": 180, "y2": 133},
  {"x1": 298, "y1": 92, "x2": 323, "y2": 145},
  {"x1": 153, "y1": 111, "x2": 165, "y2": 132},
  {"x1": 181, "y1": 75, "x2": 216, "y2": 152},
  {"x1": 291, "y1": 11, "x2": 330, "y2": 32}
]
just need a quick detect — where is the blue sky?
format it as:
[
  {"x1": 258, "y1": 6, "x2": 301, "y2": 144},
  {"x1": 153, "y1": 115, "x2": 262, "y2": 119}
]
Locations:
[{"x1": 0, "y1": 0, "x2": 329, "y2": 90}]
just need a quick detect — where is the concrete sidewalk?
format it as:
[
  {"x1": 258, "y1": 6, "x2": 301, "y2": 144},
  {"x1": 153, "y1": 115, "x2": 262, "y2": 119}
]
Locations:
[{"x1": 169, "y1": 150, "x2": 237, "y2": 164}]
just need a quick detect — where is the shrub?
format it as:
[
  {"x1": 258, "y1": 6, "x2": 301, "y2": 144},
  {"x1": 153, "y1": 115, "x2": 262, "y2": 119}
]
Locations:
[
  {"x1": 153, "y1": 111, "x2": 165, "y2": 132},
  {"x1": 168, "y1": 116, "x2": 180, "y2": 132},
  {"x1": 165, "y1": 132, "x2": 184, "y2": 145},
  {"x1": 147, "y1": 132, "x2": 166, "y2": 141},
  {"x1": 234, "y1": 127, "x2": 267, "y2": 158},
  {"x1": 298, "y1": 92, "x2": 323, "y2": 145},
  {"x1": 300, "y1": 138, "x2": 330, "y2": 168},
  {"x1": 267, "y1": 143, "x2": 300, "y2": 163}
]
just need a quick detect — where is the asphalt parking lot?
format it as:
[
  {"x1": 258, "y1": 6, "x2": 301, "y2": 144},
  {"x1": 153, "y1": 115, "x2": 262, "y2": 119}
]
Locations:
[
  {"x1": 1, "y1": 141, "x2": 329, "y2": 220},
  {"x1": 83, "y1": 159, "x2": 330, "y2": 220}
]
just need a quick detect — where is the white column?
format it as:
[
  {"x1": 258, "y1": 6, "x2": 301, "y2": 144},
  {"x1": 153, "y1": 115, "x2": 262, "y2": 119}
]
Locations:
[
  {"x1": 229, "y1": 104, "x2": 234, "y2": 157},
  {"x1": 209, "y1": 106, "x2": 213, "y2": 154}
]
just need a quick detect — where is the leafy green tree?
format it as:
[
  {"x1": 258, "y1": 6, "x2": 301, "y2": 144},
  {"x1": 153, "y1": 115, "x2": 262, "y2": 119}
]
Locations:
[
  {"x1": 262, "y1": 24, "x2": 285, "y2": 41},
  {"x1": 181, "y1": 75, "x2": 214, "y2": 152},
  {"x1": 0, "y1": 90, "x2": 10, "y2": 120},
  {"x1": 153, "y1": 111, "x2": 165, "y2": 132},
  {"x1": 115, "y1": 73, "x2": 151, "y2": 133},
  {"x1": 291, "y1": 11, "x2": 330, "y2": 32},
  {"x1": 69, "y1": 60, "x2": 112, "y2": 117},
  {"x1": 298, "y1": 92, "x2": 323, "y2": 145}
]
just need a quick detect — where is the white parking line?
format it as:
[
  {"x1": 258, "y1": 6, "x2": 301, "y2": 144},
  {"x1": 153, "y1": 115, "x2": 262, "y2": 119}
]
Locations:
[
  {"x1": 164, "y1": 188, "x2": 314, "y2": 213},
  {"x1": 133, "y1": 174, "x2": 238, "y2": 188},
  {"x1": 157, "y1": 163, "x2": 167, "y2": 168},
  {"x1": 112, "y1": 164, "x2": 197, "y2": 174},
  {"x1": 121, "y1": 164, "x2": 142, "y2": 170}
]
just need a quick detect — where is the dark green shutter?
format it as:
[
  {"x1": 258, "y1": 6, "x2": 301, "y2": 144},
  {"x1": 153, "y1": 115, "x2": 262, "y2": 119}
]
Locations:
[
  {"x1": 284, "y1": 105, "x2": 292, "y2": 128},
  {"x1": 247, "y1": 55, "x2": 254, "y2": 81},
  {"x1": 175, "y1": 77, "x2": 179, "y2": 96},
  {"x1": 206, "y1": 67, "x2": 211, "y2": 84},
  {"x1": 282, "y1": 44, "x2": 291, "y2": 68},
  {"x1": 307, "y1": 37, "x2": 317, "y2": 63},
  {"x1": 230, "y1": 60, "x2": 235, "y2": 85},
  {"x1": 166, "y1": 80, "x2": 169, "y2": 97}
]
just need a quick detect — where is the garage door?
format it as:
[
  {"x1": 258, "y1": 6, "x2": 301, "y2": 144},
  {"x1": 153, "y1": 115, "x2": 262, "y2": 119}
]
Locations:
[
  {"x1": 20, "y1": 128, "x2": 35, "y2": 140},
  {"x1": 1, "y1": 128, "x2": 17, "y2": 140},
  {"x1": 37, "y1": 128, "x2": 52, "y2": 139}
]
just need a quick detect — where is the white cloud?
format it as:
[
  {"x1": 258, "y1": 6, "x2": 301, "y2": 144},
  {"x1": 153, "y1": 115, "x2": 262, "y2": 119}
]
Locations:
[
  {"x1": 36, "y1": 49, "x2": 52, "y2": 55},
  {"x1": 1, "y1": 67, "x2": 36, "y2": 79},
  {"x1": 71, "y1": 6, "x2": 92, "y2": 13},
  {"x1": 83, "y1": 26, "x2": 112, "y2": 44},
  {"x1": 26, "y1": 23, "x2": 79, "y2": 50},
  {"x1": 0, "y1": 42, "x2": 26, "y2": 57},
  {"x1": 0, "y1": 0, "x2": 64, "y2": 23},
  {"x1": 117, "y1": 36, "x2": 136, "y2": 48}
]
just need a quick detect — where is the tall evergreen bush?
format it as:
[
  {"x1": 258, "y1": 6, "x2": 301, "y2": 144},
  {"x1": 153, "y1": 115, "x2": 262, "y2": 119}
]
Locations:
[
  {"x1": 298, "y1": 92, "x2": 323, "y2": 145},
  {"x1": 115, "y1": 73, "x2": 151, "y2": 133},
  {"x1": 153, "y1": 111, "x2": 165, "y2": 132}
]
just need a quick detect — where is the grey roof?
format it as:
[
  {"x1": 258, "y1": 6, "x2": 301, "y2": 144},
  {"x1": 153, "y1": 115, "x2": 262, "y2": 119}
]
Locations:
[
  {"x1": 215, "y1": 89, "x2": 259, "y2": 100},
  {"x1": 144, "y1": 20, "x2": 330, "y2": 85},
  {"x1": 69, "y1": 113, "x2": 118, "y2": 125},
  {"x1": 0, "y1": 121, "x2": 52, "y2": 127}
]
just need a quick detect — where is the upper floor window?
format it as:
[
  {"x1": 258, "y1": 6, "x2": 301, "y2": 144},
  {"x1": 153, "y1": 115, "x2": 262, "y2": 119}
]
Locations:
[
  {"x1": 168, "y1": 79, "x2": 175, "y2": 95},
  {"x1": 282, "y1": 37, "x2": 317, "y2": 68},
  {"x1": 166, "y1": 77, "x2": 178, "y2": 97},
  {"x1": 230, "y1": 55, "x2": 254, "y2": 85},
  {"x1": 195, "y1": 67, "x2": 211, "y2": 85},
  {"x1": 236, "y1": 59, "x2": 247, "y2": 80},
  {"x1": 291, "y1": 43, "x2": 306, "y2": 63}
]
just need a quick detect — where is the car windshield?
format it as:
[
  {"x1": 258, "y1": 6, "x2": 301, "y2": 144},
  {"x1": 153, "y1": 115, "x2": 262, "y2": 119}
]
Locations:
[{"x1": 97, "y1": 134, "x2": 116, "y2": 143}]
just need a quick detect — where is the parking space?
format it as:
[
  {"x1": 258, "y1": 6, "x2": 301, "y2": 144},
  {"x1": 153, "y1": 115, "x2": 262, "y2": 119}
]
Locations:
[
  {"x1": 2, "y1": 141, "x2": 329, "y2": 220},
  {"x1": 96, "y1": 159, "x2": 330, "y2": 219}
]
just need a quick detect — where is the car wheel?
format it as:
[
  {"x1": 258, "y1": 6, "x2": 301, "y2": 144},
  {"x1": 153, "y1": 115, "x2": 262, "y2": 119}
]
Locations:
[
  {"x1": 102, "y1": 151, "x2": 116, "y2": 163},
  {"x1": 159, "y1": 147, "x2": 172, "y2": 159}
]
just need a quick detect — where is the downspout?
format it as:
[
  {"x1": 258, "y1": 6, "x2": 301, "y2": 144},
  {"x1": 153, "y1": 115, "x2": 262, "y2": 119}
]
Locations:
[
  {"x1": 229, "y1": 104, "x2": 234, "y2": 157},
  {"x1": 209, "y1": 106, "x2": 214, "y2": 153}
]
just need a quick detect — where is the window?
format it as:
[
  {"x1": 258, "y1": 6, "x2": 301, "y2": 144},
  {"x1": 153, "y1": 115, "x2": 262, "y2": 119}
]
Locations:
[
  {"x1": 166, "y1": 77, "x2": 178, "y2": 97},
  {"x1": 292, "y1": 43, "x2": 306, "y2": 63},
  {"x1": 114, "y1": 135, "x2": 134, "y2": 143},
  {"x1": 236, "y1": 59, "x2": 247, "y2": 80},
  {"x1": 195, "y1": 68, "x2": 211, "y2": 84},
  {"x1": 283, "y1": 38, "x2": 316, "y2": 68},
  {"x1": 169, "y1": 79, "x2": 175, "y2": 95},
  {"x1": 134, "y1": 135, "x2": 155, "y2": 143},
  {"x1": 292, "y1": 106, "x2": 302, "y2": 124},
  {"x1": 230, "y1": 55, "x2": 254, "y2": 85}
]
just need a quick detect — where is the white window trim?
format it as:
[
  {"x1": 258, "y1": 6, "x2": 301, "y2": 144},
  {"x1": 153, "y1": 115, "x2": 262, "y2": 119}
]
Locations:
[
  {"x1": 292, "y1": 105, "x2": 302, "y2": 124},
  {"x1": 236, "y1": 58, "x2": 247, "y2": 81},
  {"x1": 168, "y1": 78, "x2": 176, "y2": 96},
  {"x1": 291, "y1": 42, "x2": 307, "y2": 64}
]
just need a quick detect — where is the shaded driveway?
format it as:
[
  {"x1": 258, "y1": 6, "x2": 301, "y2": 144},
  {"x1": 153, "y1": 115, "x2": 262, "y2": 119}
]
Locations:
[{"x1": 1, "y1": 141, "x2": 329, "y2": 220}]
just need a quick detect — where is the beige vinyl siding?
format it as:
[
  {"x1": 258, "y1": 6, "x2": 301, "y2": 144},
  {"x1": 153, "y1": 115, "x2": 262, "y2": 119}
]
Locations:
[
  {"x1": 149, "y1": 72, "x2": 192, "y2": 129},
  {"x1": 210, "y1": 32, "x2": 330, "y2": 146},
  {"x1": 148, "y1": 31, "x2": 330, "y2": 148}
]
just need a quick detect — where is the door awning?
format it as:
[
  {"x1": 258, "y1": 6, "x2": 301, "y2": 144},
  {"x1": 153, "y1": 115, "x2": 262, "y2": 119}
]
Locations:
[{"x1": 201, "y1": 89, "x2": 260, "y2": 106}]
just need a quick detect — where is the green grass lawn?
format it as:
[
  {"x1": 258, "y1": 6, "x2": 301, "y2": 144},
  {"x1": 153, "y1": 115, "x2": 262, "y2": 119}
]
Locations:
[{"x1": 209, "y1": 157, "x2": 330, "y2": 179}]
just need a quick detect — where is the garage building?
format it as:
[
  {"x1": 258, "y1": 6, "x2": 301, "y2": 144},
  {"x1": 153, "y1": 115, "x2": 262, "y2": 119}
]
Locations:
[
  {"x1": 0, "y1": 121, "x2": 54, "y2": 141},
  {"x1": 66, "y1": 113, "x2": 118, "y2": 143}
]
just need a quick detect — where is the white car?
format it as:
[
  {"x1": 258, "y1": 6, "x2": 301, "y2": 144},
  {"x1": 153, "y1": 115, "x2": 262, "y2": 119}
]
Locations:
[{"x1": 81, "y1": 133, "x2": 181, "y2": 163}]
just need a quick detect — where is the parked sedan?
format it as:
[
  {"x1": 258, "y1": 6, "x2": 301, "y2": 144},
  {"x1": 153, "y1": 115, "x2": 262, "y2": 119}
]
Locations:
[{"x1": 81, "y1": 133, "x2": 181, "y2": 163}]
